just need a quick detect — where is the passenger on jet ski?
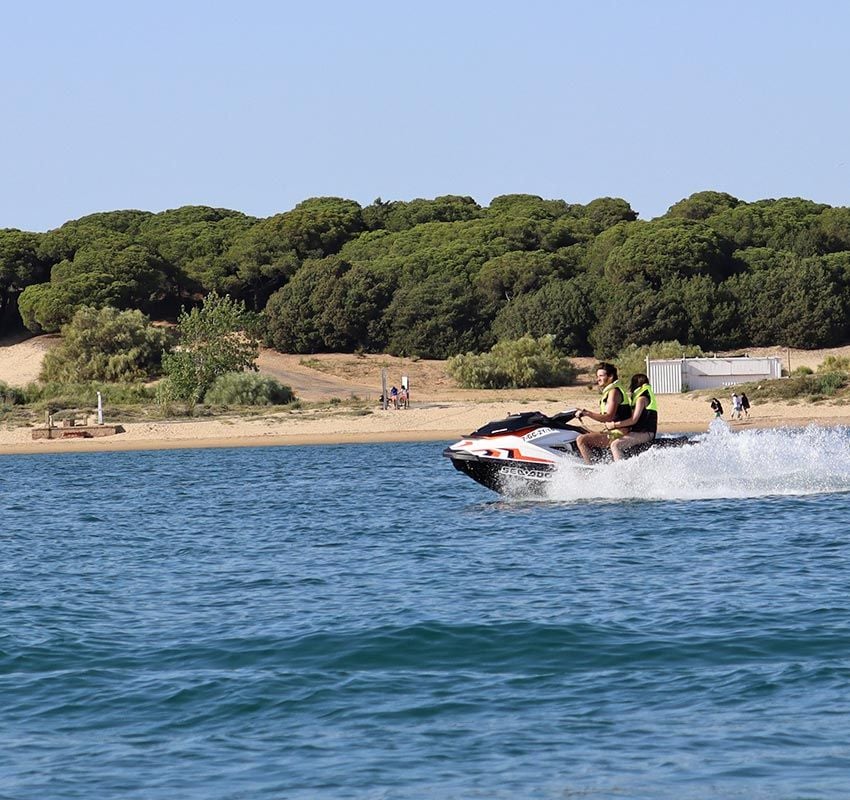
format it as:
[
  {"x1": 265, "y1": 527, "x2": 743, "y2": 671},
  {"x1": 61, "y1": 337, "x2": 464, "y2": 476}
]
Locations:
[
  {"x1": 605, "y1": 373, "x2": 658, "y2": 460},
  {"x1": 575, "y1": 362, "x2": 633, "y2": 464}
]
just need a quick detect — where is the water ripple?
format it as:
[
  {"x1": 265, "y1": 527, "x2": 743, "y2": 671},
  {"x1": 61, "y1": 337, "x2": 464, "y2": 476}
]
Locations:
[{"x1": 2, "y1": 440, "x2": 850, "y2": 799}]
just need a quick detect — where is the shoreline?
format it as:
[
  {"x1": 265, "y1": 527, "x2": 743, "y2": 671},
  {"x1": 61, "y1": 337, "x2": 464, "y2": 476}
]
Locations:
[
  {"x1": 1, "y1": 408, "x2": 847, "y2": 456},
  {"x1": 0, "y1": 428, "x2": 460, "y2": 456}
]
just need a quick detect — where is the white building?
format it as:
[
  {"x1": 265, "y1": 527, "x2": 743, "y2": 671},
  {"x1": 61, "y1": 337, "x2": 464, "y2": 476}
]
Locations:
[{"x1": 647, "y1": 356, "x2": 782, "y2": 394}]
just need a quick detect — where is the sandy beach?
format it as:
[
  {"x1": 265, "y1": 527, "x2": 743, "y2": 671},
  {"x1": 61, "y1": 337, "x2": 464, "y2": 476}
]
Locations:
[{"x1": 2, "y1": 336, "x2": 850, "y2": 455}]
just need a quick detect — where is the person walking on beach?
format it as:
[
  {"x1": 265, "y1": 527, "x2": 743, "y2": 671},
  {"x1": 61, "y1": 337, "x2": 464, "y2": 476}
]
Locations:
[
  {"x1": 575, "y1": 362, "x2": 632, "y2": 464},
  {"x1": 740, "y1": 392, "x2": 750, "y2": 418},
  {"x1": 710, "y1": 398, "x2": 723, "y2": 418},
  {"x1": 606, "y1": 373, "x2": 658, "y2": 461},
  {"x1": 731, "y1": 392, "x2": 743, "y2": 420}
]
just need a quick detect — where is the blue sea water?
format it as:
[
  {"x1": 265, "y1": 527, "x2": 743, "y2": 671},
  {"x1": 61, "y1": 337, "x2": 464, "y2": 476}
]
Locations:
[{"x1": 3, "y1": 426, "x2": 850, "y2": 799}]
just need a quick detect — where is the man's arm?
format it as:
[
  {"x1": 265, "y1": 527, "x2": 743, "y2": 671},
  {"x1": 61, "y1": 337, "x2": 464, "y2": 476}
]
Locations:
[{"x1": 579, "y1": 388, "x2": 623, "y2": 423}]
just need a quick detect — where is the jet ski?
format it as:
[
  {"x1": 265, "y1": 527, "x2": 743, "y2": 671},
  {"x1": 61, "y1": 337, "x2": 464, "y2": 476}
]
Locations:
[{"x1": 443, "y1": 408, "x2": 692, "y2": 494}]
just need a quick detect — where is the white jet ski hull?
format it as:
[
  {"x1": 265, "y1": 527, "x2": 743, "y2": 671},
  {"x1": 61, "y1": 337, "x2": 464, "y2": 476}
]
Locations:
[{"x1": 443, "y1": 410, "x2": 690, "y2": 494}]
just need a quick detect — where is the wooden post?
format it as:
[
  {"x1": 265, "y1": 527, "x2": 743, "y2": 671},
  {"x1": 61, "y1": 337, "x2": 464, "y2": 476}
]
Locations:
[{"x1": 381, "y1": 368, "x2": 388, "y2": 410}]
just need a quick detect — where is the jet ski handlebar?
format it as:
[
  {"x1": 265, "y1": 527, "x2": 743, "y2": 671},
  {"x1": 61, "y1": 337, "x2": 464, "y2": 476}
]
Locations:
[{"x1": 546, "y1": 408, "x2": 580, "y2": 425}]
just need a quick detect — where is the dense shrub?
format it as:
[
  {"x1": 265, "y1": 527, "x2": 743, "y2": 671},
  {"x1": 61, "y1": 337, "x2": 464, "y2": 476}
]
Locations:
[
  {"x1": 817, "y1": 355, "x2": 850, "y2": 373},
  {"x1": 41, "y1": 306, "x2": 171, "y2": 383},
  {"x1": 447, "y1": 335, "x2": 576, "y2": 389},
  {"x1": 491, "y1": 276, "x2": 594, "y2": 355},
  {"x1": 203, "y1": 372, "x2": 294, "y2": 406},
  {"x1": 0, "y1": 380, "x2": 26, "y2": 405},
  {"x1": 816, "y1": 371, "x2": 847, "y2": 396},
  {"x1": 726, "y1": 260, "x2": 849, "y2": 348}
]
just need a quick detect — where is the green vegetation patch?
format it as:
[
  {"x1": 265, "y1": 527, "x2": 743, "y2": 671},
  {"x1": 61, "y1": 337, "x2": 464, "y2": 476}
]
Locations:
[
  {"x1": 40, "y1": 306, "x2": 172, "y2": 383},
  {"x1": 158, "y1": 291, "x2": 261, "y2": 407},
  {"x1": 711, "y1": 371, "x2": 850, "y2": 404},
  {"x1": 203, "y1": 372, "x2": 294, "y2": 406},
  {"x1": 447, "y1": 335, "x2": 577, "y2": 389}
]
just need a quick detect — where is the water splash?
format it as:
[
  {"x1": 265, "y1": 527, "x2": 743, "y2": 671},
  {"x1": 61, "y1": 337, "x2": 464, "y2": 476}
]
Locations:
[{"x1": 544, "y1": 424, "x2": 850, "y2": 503}]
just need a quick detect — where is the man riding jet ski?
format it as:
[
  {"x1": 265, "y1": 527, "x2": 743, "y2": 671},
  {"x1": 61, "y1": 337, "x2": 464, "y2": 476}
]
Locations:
[
  {"x1": 573, "y1": 362, "x2": 635, "y2": 463},
  {"x1": 444, "y1": 364, "x2": 687, "y2": 494},
  {"x1": 576, "y1": 368, "x2": 658, "y2": 463},
  {"x1": 443, "y1": 407, "x2": 690, "y2": 494}
]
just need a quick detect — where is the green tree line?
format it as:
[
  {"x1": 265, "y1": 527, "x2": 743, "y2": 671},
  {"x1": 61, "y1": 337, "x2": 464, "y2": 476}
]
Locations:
[{"x1": 4, "y1": 190, "x2": 850, "y2": 357}]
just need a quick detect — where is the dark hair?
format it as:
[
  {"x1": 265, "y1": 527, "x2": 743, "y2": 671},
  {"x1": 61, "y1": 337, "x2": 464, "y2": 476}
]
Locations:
[
  {"x1": 595, "y1": 362, "x2": 618, "y2": 380},
  {"x1": 630, "y1": 373, "x2": 649, "y2": 391}
]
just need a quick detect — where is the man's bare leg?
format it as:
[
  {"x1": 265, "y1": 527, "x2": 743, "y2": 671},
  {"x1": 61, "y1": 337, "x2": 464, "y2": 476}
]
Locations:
[{"x1": 576, "y1": 432, "x2": 611, "y2": 464}]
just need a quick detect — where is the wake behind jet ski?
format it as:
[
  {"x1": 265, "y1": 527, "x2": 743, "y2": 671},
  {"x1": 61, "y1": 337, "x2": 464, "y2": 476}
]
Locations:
[{"x1": 443, "y1": 408, "x2": 692, "y2": 494}]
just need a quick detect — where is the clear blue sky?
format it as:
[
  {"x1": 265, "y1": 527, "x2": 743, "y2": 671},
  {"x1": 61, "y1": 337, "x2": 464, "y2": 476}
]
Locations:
[{"x1": 3, "y1": 1, "x2": 849, "y2": 231}]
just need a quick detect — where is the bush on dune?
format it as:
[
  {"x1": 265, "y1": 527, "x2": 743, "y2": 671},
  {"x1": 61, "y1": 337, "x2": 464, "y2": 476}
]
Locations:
[
  {"x1": 447, "y1": 335, "x2": 576, "y2": 389},
  {"x1": 0, "y1": 381, "x2": 26, "y2": 406},
  {"x1": 203, "y1": 372, "x2": 294, "y2": 406},
  {"x1": 759, "y1": 355, "x2": 850, "y2": 400},
  {"x1": 40, "y1": 306, "x2": 172, "y2": 383},
  {"x1": 817, "y1": 355, "x2": 850, "y2": 373}
]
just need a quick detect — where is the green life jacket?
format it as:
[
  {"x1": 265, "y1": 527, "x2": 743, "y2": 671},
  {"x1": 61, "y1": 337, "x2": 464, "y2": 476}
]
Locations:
[
  {"x1": 600, "y1": 380, "x2": 632, "y2": 422},
  {"x1": 630, "y1": 383, "x2": 658, "y2": 434}
]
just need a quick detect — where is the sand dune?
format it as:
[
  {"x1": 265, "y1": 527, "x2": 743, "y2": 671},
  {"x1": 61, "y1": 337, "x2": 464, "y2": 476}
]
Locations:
[{"x1": 0, "y1": 334, "x2": 60, "y2": 386}]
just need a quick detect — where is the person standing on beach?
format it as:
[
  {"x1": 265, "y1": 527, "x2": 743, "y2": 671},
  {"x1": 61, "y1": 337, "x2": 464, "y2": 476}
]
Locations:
[
  {"x1": 740, "y1": 393, "x2": 750, "y2": 418},
  {"x1": 710, "y1": 398, "x2": 723, "y2": 418},
  {"x1": 575, "y1": 362, "x2": 632, "y2": 464}
]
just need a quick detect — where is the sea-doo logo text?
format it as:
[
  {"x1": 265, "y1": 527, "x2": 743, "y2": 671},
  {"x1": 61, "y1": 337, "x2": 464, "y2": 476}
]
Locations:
[
  {"x1": 523, "y1": 427, "x2": 554, "y2": 441},
  {"x1": 500, "y1": 466, "x2": 550, "y2": 481}
]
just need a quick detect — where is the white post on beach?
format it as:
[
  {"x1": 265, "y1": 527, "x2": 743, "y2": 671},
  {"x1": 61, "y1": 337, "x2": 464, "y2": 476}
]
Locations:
[
  {"x1": 381, "y1": 369, "x2": 388, "y2": 410},
  {"x1": 96, "y1": 391, "x2": 103, "y2": 425}
]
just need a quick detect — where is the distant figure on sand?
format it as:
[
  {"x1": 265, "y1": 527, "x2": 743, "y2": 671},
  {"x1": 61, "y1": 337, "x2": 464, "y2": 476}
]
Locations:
[
  {"x1": 390, "y1": 386, "x2": 399, "y2": 409},
  {"x1": 710, "y1": 398, "x2": 723, "y2": 418},
  {"x1": 731, "y1": 393, "x2": 743, "y2": 420},
  {"x1": 399, "y1": 386, "x2": 409, "y2": 409},
  {"x1": 740, "y1": 393, "x2": 750, "y2": 418}
]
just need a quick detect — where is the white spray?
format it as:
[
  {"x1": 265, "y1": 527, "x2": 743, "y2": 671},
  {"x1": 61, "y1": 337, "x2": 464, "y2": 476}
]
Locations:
[{"x1": 543, "y1": 425, "x2": 850, "y2": 503}]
